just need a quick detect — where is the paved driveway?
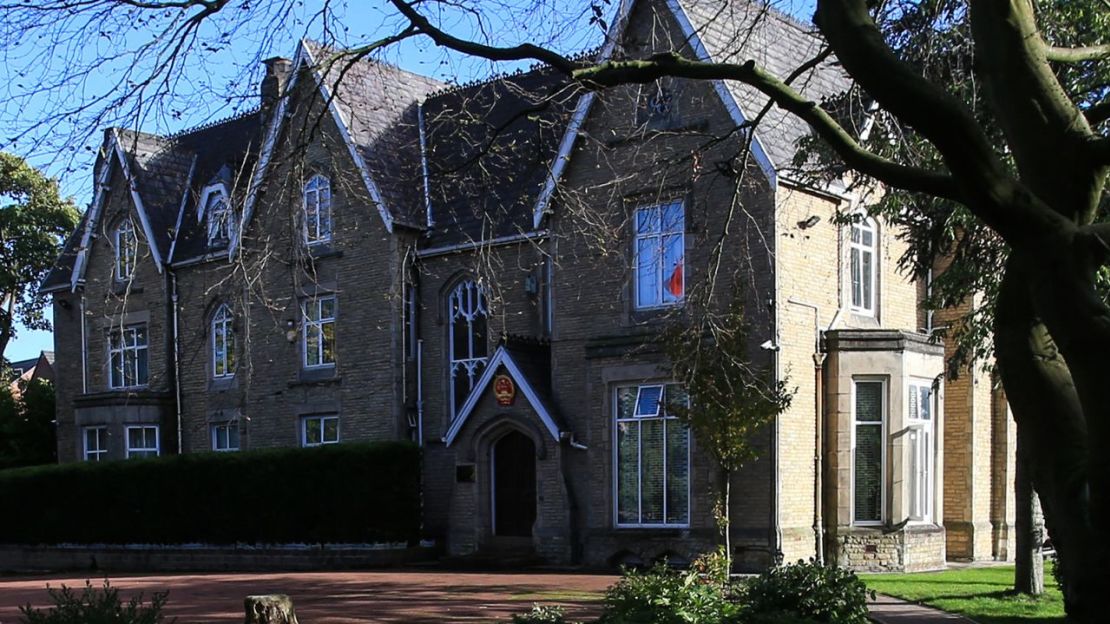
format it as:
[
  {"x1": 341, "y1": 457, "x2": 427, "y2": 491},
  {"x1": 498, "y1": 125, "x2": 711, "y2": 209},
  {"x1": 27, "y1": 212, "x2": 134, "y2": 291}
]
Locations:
[{"x1": 0, "y1": 569, "x2": 615, "y2": 623}]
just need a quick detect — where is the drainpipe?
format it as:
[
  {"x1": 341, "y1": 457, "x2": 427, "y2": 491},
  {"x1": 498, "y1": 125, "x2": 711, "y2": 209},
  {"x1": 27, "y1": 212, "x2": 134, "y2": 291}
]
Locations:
[
  {"x1": 171, "y1": 271, "x2": 183, "y2": 454},
  {"x1": 416, "y1": 339, "x2": 424, "y2": 447},
  {"x1": 79, "y1": 294, "x2": 88, "y2": 395},
  {"x1": 813, "y1": 351, "x2": 827, "y2": 564}
]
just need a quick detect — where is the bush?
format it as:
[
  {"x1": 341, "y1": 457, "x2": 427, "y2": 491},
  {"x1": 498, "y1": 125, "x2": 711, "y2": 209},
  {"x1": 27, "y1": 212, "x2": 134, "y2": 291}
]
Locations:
[
  {"x1": 598, "y1": 562, "x2": 741, "y2": 624},
  {"x1": 19, "y1": 580, "x2": 170, "y2": 624},
  {"x1": 741, "y1": 559, "x2": 873, "y2": 624},
  {"x1": 512, "y1": 604, "x2": 573, "y2": 624},
  {"x1": 0, "y1": 442, "x2": 420, "y2": 544}
]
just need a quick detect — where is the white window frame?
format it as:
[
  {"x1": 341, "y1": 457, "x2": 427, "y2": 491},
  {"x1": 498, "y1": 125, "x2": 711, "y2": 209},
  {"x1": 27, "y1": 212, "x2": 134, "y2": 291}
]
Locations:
[
  {"x1": 125, "y1": 425, "x2": 160, "y2": 459},
  {"x1": 613, "y1": 382, "x2": 691, "y2": 528},
  {"x1": 108, "y1": 324, "x2": 149, "y2": 390},
  {"x1": 203, "y1": 188, "x2": 233, "y2": 246},
  {"x1": 301, "y1": 414, "x2": 339, "y2": 447},
  {"x1": 210, "y1": 421, "x2": 240, "y2": 452},
  {"x1": 849, "y1": 217, "x2": 878, "y2": 316},
  {"x1": 211, "y1": 304, "x2": 235, "y2": 379},
  {"x1": 632, "y1": 200, "x2": 685, "y2": 310},
  {"x1": 448, "y1": 280, "x2": 488, "y2": 419},
  {"x1": 114, "y1": 220, "x2": 137, "y2": 281},
  {"x1": 851, "y1": 377, "x2": 887, "y2": 526},
  {"x1": 906, "y1": 379, "x2": 936, "y2": 523},
  {"x1": 303, "y1": 174, "x2": 332, "y2": 246},
  {"x1": 302, "y1": 295, "x2": 337, "y2": 369},
  {"x1": 83, "y1": 426, "x2": 107, "y2": 462}
]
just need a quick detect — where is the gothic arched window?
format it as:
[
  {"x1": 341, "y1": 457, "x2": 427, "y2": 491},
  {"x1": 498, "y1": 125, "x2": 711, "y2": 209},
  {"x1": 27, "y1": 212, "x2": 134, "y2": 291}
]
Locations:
[{"x1": 448, "y1": 279, "x2": 488, "y2": 418}]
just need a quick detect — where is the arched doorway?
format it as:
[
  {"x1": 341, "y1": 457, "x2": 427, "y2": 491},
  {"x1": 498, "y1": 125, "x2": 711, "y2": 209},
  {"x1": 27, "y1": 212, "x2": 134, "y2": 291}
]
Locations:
[{"x1": 491, "y1": 430, "x2": 537, "y2": 537}]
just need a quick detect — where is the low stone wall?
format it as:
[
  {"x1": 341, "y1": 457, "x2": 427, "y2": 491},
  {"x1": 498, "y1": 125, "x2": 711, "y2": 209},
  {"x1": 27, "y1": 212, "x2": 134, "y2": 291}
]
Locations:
[
  {"x1": 0, "y1": 543, "x2": 439, "y2": 574},
  {"x1": 833, "y1": 524, "x2": 946, "y2": 573}
]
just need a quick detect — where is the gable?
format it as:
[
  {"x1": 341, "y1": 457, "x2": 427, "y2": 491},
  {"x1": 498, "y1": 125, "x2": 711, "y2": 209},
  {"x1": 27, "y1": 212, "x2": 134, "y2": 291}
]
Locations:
[{"x1": 444, "y1": 345, "x2": 562, "y2": 446}]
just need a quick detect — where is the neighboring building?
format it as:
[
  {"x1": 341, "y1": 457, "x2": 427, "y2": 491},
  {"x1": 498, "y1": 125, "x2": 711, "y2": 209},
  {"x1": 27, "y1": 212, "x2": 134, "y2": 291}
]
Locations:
[
  {"x1": 39, "y1": 0, "x2": 1015, "y2": 571},
  {"x1": 6, "y1": 351, "x2": 55, "y2": 398}
]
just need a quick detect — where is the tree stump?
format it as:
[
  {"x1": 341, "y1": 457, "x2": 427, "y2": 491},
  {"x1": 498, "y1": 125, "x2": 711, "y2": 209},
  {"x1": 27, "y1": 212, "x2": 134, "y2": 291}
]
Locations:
[{"x1": 244, "y1": 594, "x2": 299, "y2": 624}]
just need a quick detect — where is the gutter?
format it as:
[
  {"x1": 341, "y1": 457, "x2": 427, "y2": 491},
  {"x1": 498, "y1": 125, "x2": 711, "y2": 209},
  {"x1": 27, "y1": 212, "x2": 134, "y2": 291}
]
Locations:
[{"x1": 415, "y1": 230, "x2": 548, "y2": 259}]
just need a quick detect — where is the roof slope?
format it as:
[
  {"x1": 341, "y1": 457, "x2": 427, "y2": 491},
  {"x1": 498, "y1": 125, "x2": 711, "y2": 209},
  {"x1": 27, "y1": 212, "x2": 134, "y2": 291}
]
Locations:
[
  {"x1": 422, "y1": 68, "x2": 581, "y2": 246},
  {"x1": 169, "y1": 111, "x2": 263, "y2": 263},
  {"x1": 678, "y1": 0, "x2": 850, "y2": 172},
  {"x1": 305, "y1": 42, "x2": 445, "y2": 227}
]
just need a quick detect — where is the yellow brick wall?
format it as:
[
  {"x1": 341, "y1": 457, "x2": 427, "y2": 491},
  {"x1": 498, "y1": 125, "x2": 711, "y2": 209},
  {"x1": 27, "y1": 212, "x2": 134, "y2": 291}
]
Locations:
[{"x1": 774, "y1": 181, "x2": 927, "y2": 563}]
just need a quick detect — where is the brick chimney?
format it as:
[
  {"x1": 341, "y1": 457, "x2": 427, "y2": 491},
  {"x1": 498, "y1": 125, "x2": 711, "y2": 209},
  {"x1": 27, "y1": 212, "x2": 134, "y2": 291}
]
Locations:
[{"x1": 260, "y1": 57, "x2": 293, "y2": 115}]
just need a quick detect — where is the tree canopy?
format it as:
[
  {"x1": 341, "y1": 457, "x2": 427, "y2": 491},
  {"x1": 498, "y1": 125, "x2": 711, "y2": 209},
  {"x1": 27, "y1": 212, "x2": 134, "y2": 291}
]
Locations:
[{"x1": 0, "y1": 152, "x2": 79, "y2": 358}]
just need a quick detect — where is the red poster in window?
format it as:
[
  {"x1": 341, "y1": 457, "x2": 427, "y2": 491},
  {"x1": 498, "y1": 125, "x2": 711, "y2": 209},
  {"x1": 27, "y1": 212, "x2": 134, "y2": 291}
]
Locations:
[
  {"x1": 494, "y1": 374, "x2": 516, "y2": 406},
  {"x1": 666, "y1": 259, "x2": 684, "y2": 298}
]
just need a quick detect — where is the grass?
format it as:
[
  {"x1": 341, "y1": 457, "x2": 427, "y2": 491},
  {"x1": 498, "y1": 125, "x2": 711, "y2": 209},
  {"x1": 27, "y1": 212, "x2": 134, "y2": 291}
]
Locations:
[
  {"x1": 508, "y1": 589, "x2": 605, "y2": 602},
  {"x1": 861, "y1": 563, "x2": 1065, "y2": 624}
]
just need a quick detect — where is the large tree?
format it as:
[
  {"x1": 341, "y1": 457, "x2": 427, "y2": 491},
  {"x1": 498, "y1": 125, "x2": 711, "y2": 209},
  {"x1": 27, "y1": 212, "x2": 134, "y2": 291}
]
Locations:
[{"x1": 0, "y1": 153, "x2": 79, "y2": 359}]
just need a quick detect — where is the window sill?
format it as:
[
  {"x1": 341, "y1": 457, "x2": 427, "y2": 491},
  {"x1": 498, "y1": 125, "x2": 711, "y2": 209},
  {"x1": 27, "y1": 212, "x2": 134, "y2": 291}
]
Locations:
[
  {"x1": 289, "y1": 369, "x2": 340, "y2": 387},
  {"x1": 111, "y1": 283, "x2": 143, "y2": 296},
  {"x1": 306, "y1": 245, "x2": 342, "y2": 260},
  {"x1": 613, "y1": 525, "x2": 691, "y2": 534},
  {"x1": 208, "y1": 376, "x2": 238, "y2": 392}
]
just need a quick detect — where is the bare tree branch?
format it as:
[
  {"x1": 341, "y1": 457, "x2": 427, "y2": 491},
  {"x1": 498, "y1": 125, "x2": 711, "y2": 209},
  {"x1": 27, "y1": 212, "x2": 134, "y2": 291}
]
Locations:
[
  {"x1": 574, "y1": 52, "x2": 962, "y2": 202},
  {"x1": 387, "y1": 0, "x2": 579, "y2": 74}
]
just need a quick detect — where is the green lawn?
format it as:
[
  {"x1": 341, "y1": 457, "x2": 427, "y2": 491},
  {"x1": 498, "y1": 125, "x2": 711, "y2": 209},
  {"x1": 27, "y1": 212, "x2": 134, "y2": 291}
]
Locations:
[{"x1": 861, "y1": 564, "x2": 1064, "y2": 624}]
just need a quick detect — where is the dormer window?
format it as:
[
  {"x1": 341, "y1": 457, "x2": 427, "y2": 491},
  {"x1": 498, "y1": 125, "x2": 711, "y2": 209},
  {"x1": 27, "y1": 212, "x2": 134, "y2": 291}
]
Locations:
[
  {"x1": 114, "y1": 220, "x2": 137, "y2": 281},
  {"x1": 303, "y1": 174, "x2": 332, "y2": 246},
  {"x1": 206, "y1": 191, "x2": 231, "y2": 246},
  {"x1": 198, "y1": 183, "x2": 232, "y2": 248}
]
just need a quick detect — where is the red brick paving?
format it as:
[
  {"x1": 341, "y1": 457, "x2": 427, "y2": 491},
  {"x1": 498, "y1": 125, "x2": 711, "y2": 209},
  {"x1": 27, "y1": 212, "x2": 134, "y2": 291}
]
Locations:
[{"x1": 0, "y1": 569, "x2": 615, "y2": 623}]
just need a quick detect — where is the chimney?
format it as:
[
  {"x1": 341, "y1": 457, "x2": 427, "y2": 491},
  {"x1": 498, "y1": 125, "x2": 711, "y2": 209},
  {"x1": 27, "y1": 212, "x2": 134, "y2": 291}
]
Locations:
[{"x1": 260, "y1": 57, "x2": 293, "y2": 115}]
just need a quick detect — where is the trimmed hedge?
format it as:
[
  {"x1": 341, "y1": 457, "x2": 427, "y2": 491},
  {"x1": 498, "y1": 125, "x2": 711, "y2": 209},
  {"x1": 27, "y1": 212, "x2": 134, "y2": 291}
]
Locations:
[{"x1": 0, "y1": 441, "x2": 420, "y2": 545}]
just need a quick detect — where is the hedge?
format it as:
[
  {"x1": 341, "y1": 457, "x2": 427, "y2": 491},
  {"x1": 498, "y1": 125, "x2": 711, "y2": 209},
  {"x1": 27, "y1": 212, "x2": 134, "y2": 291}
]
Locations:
[{"x1": 0, "y1": 441, "x2": 421, "y2": 545}]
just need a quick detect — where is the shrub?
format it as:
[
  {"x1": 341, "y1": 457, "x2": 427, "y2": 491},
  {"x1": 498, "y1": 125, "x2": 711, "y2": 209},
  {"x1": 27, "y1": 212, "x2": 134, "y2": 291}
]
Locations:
[
  {"x1": 19, "y1": 580, "x2": 171, "y2": 624},
  {"x1": 741, "y1": 559, "x2": 873, "y2": 624},
  {"x1": 511, "y1": 604, "x2": 572, "y2": 624},
  {"x1": 598, "y1": 562, "x2": 741, "y2": 624},
  {"x1": 0, "y1": 442, "x2": 420, "y2": 545}
]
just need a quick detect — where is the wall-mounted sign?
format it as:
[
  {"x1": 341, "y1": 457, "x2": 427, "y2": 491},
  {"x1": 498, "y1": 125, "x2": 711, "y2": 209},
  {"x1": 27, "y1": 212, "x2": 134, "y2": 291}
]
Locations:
[{"x1": 494, "y1": 374, "x2": 516, "y2": 406}]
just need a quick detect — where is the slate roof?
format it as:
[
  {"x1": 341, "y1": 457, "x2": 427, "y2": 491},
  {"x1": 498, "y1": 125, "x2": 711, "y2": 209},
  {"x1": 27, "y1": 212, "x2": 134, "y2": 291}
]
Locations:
[
  {"x1": 305, "y1": 41, "x2": 445, "y2": 227},
  {"x1": 41, "y1": 1, "x2": 849, "y2": 292},
  {"x1": 168, "y1": 111, "x2": 263, "y2": 263},
  {"x1": 678, "y1": 0, "x2": 851, "y2": 173},
  {"x1": 422, "y1": 68, "x2": 581, "y2": 246}
]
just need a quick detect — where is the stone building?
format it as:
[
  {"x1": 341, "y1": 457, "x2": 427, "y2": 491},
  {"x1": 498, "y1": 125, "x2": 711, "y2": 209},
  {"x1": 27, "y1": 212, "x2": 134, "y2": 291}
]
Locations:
[{"x1": 39, "y1": 0, "x2": 1015, "y2": 571}]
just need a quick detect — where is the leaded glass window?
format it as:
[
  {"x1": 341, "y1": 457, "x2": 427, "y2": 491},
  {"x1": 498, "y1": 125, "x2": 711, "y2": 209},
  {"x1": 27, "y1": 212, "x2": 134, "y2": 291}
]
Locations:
[
  {"x1": 616, "y1": 383, "x2": 690, "y2": 527},
  {"x1": 211, "y1": 304, "x2": 236, "y2": 378},
  {"x1": 448, "y1": 280, "x2": 488, "y2": 418}
]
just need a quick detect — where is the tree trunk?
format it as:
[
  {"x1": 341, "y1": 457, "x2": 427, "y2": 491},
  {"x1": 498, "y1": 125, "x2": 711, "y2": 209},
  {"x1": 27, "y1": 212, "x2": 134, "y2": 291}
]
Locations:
[
  {"x1": 244, "y1": 595, "x2": 299, "y2": 624},
  {"x1": 724, "y1": 471, "x2": 732, "y2": 573},
  {"x1": 995, "y1": 257, "x2": 1092, "y2": 619},
  {"x1": 1014, "y1": 426, "x2": 1044, "y2": 596}
]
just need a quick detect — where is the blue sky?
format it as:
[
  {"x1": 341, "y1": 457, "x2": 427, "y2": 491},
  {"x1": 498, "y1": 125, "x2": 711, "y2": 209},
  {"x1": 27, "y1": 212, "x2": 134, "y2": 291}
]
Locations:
[{"x1": 2, "y1": 0, "x2": 816, "y2": 362}]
